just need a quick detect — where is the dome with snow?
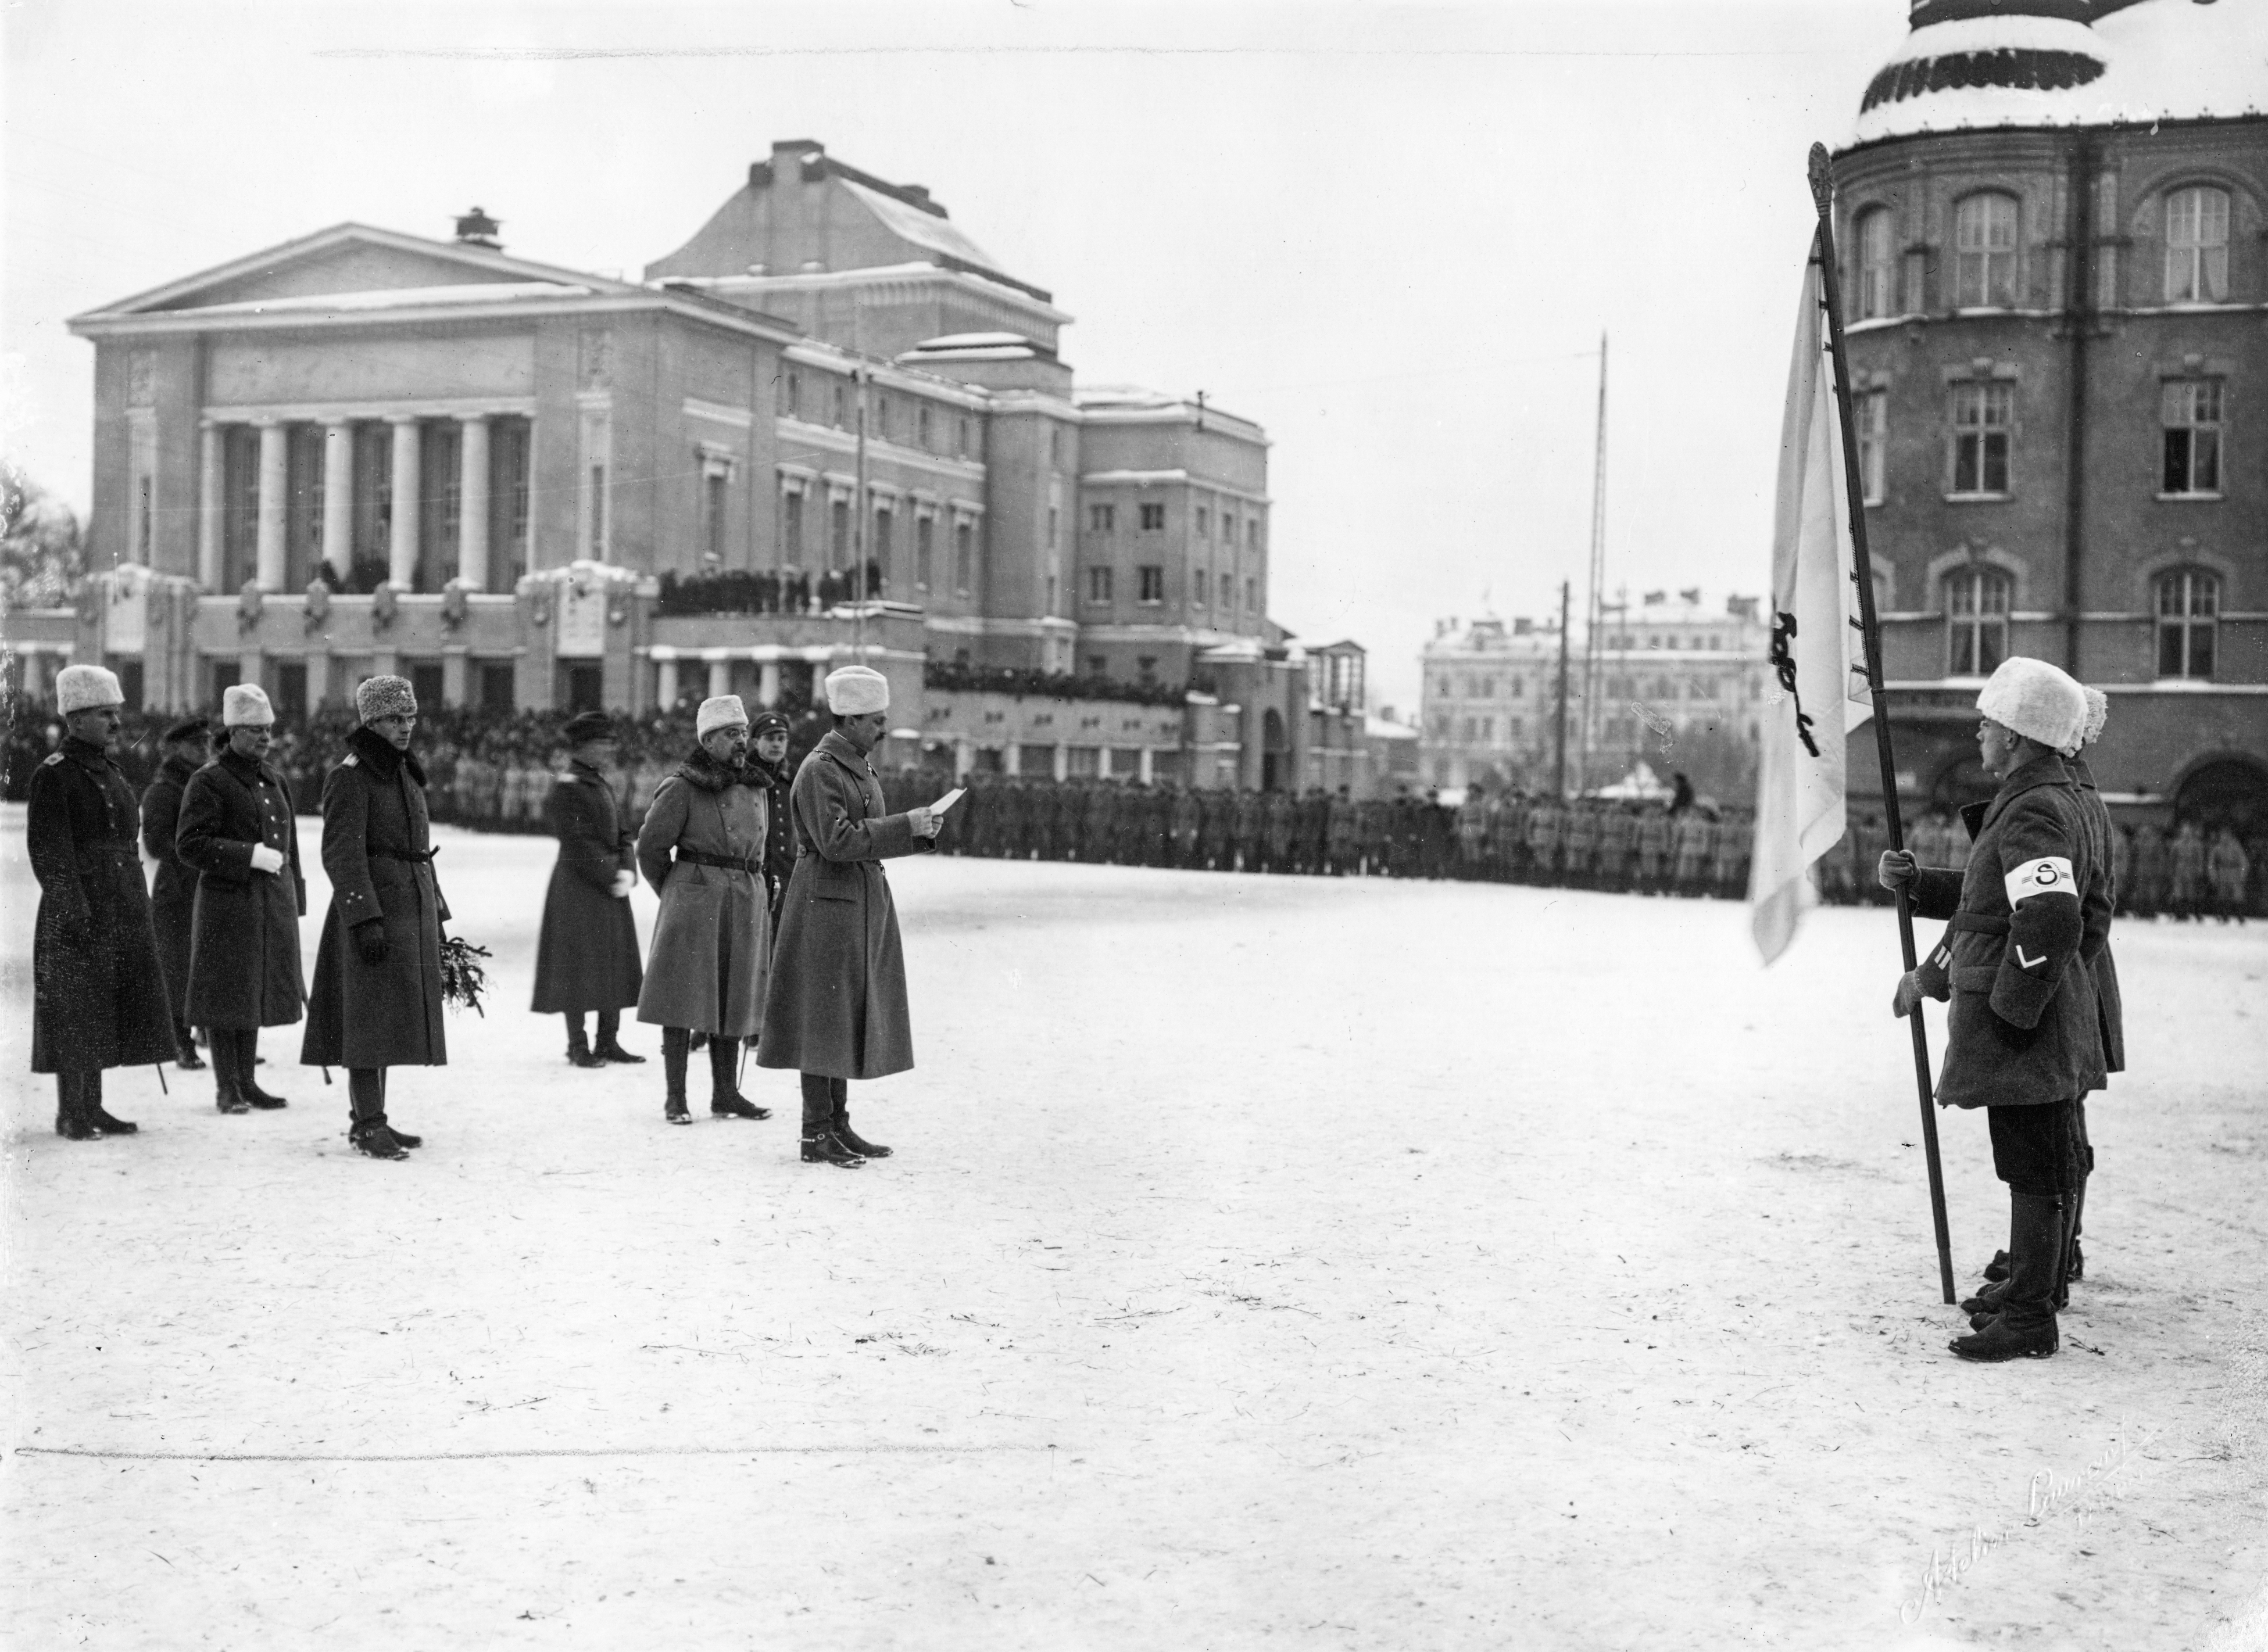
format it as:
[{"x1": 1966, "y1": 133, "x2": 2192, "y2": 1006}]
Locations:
[{"x1": 1850, "y1": 0, "x2": 2268, "y2": 147}]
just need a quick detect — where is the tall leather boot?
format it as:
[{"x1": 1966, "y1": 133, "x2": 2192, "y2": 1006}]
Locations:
[
  {"x1": 210, "y1": 1029, "x2": 252, "y2": 1114},
  {"x1": 566, "y1": 1013, "x2": 602, "y2": 1069},
  {"x1": 238, "y1": 1030, "x2": 288, "y2": 1109},
  {"x1": 174, "y1": 1020, "x2": 205, "y2": 1070},
  {"x1": 56, "y1": 1072, "x2": 102, "y2": 1139},
  {"x1": 799, "y1": 1074, "x2": 863, "y2": 1167},
  {"x1": 708, "y1": 1037, "x2": 768, "y2": 1119},
  {"x1": 833, "y1": 1080, "x2": 891, "y2": 1158},
  {"x1": 84, "y1": 1069, "x2": 137, "y2": 1136},
  {"x1": 661, "y1": 1028, "x2": 692, "y2": 1124},
  {"x1": 593, "y1": 1009, "x2": 643, "y2": 1065},
  {"x1": 1951, "y1": 1193, "x2": 2062, "y2": 1361}
]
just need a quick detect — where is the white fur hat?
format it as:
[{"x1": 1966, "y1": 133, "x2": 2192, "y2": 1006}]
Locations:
[
  {"x1": 221, "y1": 683, "x2": 275, "y2": 727},
  {"x1": 1976, "y1": 657, "x2": 2087, "y2": 754},
  {"x1": 2078, "y1": 686, "x2": 2109, "y2": 751},
  {"x1": 824, "y1": 665, "x2": 889, "y2": 716},
  {"x1": 695, "y1": 694, "x2": 748, "y2": 739},
  {"x1": 56, "y1": 664, "x2": 124, "y2": 715}
]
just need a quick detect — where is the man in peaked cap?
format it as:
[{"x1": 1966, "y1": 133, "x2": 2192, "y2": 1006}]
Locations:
[
  {"x1": 635, "y1": 694, "x2": 772, "y2": 1124},
  {"x1": 1879, "y1": 656, "x2": 2106, "y2": 1362},
  {"x1": 758, "y1": 665, "x2": 942, "y2": 1167},
  {"x1": 745, "y1": 709, "x2": 799, "y2": 921},
  {"x1": 177, "y1": 683, "x2": 307, "y2": 1115},
  {"x1": 142, "y1": 716, "x2": 215, "y2": 1069},
  {"x1": 301, "y1": 675, "x2": 449, "y2": 1160},
  {"x1": 27, "y1": 664, "x2": 176, "y2": 1137},
  {"x1": 532, "y1": 710, "x2": 646, "y2": 1067}
]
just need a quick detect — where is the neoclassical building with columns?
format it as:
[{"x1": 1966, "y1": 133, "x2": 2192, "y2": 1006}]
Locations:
[{"x1": 31, "y1": 141, "x2": 1366, "y2": 792}]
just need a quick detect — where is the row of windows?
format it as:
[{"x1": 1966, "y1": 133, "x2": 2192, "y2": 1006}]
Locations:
[
  {"x1": 1433, "y1": 674, "x2": 1750, "y2": 705},
  {"x1": 775, "y1": 490, "x2": 977, "y2": 593},
  {"x1": 776, "y1": 371, "x2": 978, "y2": 457},
  {"x1": 1944, "y1": 567, "x2": 2223, "y2": 679},
  {"x1": 1083, "y1": 564, "x2": 1261, "y2": 613},
  {"x1": 1852, "y1": 376, "x2": 2227, "y2": 502},
  {"x1": 1088, "y1": 500, "x2": 1264, "y2": 547},
  {"x1": 1853, "y1": 184, "x2": 2234, "y2": 317}
]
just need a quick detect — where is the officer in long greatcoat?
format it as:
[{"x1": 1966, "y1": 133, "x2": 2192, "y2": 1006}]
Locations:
[
  {"x1": 141, "y1": 717, "x2": 213, "y2": 1069},
  {"x1": 532, "y1": 710, "x2": 645, "y2": 1067},
  {"x1": 635, "y1": 696, "x2": 771, "y2": 1124},
  {"x1": 27, "y1": 665, "x2": 175, "y2": 1138},
  {"x1": 759, "y1": 666, "x2": 942, "y2": 1167},
  {"x1": 177, "y1": 685, "x2": 306, "y2": 1115},
  {"x1": 301, "y1": 675, "x2": 449, "y2": 1161},
  {"x1": 1881, "y1": 657, "x2": 2105, "y2": 1363},
  {"x1": 746, "y1": 711, "x2": 799, "y2": 921}
]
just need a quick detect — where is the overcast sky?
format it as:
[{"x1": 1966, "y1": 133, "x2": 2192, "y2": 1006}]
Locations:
[{"x1": 3, "y1": 0, "x2": 1901, "y2": 712}]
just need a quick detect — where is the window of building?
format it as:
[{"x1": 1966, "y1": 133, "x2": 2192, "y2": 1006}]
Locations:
[
  {"x1": 872, "y1": 504, "x2": 893, "y2": 588},
  {"x1": 1136, "y1": 656, "x2": 1157, "y2": 684},
  {"x1": 1193, "y1": 569, "x2": 1208, "y2": 605},
  {"x1": 1249, "y1": 519, "x2": 1262, "y2": 550},
  {"x1": 1194, "y1": 506, "x2": 1210, "y2": 537},
  {"x1": 1857, "y1": 387, "x2": 1887, "y2": 504},
  {"x1": 954, "y1": 518, "x2": 975, "y2": 594},
  {"x1": 2156, "y1": 569, "x2": 2219, "y2": 679},
  {"x1": 1953, "y1": 192, "x2": 2019, "y2": 309},
  {"x1": 1048, "y1": 506, "x2": 1059, "y2": 553},
  {"x1": 1089, "y1": 503, "x2": 1115, "y2": 533},
  {"x1": 480, "y1": 662, "x2": 516, "y2": 711},
  {"x1": 1949, "y1": 382, "x2": 2012, "y2": 496},
  {"x1": 1945, "y1": 567, "x2": 2011, "y2": 678},
  {"x1": 957, "y1": 417, "x2": 973, "y2": 458},
  {"x1": 1856, "y1": 206, "x2": 1896, "y2": 320},
  {"x1": 1510, "y1": 678, "x2": 1525, "y2": 698},
  {"x1": 1049, "y1": 428, "x2": 1061, "y2": 468},
  {"x1": 778, "y1": 371, "x2": 800, "y2": 419},
  {"x1": 2161, "y1": 379, "x2": 2223, "y2": 496},
  {"x1": 832, "y1": 383, "x2": 849, "y2": 429},
  {"x1": 917, "y1": 404, "x2": 932, "y2": 449},
  {"x1": 704, "y1": 473, "x2": 728, "y2": 564},
  {"x1": 1139, "y1": 503, "x2": 1165, "y2": 532},
  {"x1": 1088, "y1": 565, "x2": 1114, "y2": 603},
  {"x1": 782, "y1": 486, "x2": 805, "y2": 567},
  {"x1": 1066, "y1": 746, "x2": 1100, "y2": 778},
  {"x1": 830, "y1": 495, "x2": 850, "y2": 568},
  {"x1": 2165, "y1": 185, "x2": 2230, "y2": 304},
  {"x1": 915, "y1": 513, "x2": 933, "y2": 589},
  {"x1": 1137, "y1": 565, "x2": 1164, "y2": 604},
  {"x1": 1477, "y1": 677, "x2": 1494, "y2": 698},
  {"x1": 588, "y1": 463, "x2": 607, "y2": 557},
  {"x1": 1246, "y1": 576, "x2": 1258, "y2": 611}
]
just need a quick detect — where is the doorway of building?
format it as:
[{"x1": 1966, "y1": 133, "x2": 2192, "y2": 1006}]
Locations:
[
  {"x1": 1261, "y1": 707, "x2": 1287, "y2": 792},
  {"x1": 2175, "y1": 756, "x2": 2268, "y2": 835}
]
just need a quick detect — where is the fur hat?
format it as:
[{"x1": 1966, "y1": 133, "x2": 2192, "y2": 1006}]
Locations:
[
  {"x1": 221, "y1": 683, "x2": 276, "y2": 727},
  {"x1": 562, "y1": 710, "x2": 614, "y2": 746},
  {"x1": 824, "y1": 665, "x2": 889, "y2": 716},
  {"x1": 1976, "y1": 657, "x2": 2087, "y2": 754},
  {"x1": 56, "y1": 664, "x2": 125, "y2": 715},
  {"x1": 355, "y1": 674, "x2": 417, "y2": 725},
  {"x1": 2078, "y1": 686, "x2": 2109, "y2": 751},
  {"x1": 695, "y1": 695, "x2": 748, "y2": 739}
]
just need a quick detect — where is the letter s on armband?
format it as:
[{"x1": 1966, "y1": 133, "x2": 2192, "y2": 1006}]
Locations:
[{"x1": 2004, "y1": 857, "x2": 2075, "y2": 908}]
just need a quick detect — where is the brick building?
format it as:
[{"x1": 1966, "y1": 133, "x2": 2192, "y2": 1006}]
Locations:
[
  {"x1": 23, "y1": 139, "x2": 1364, "y2": 791},
  {"x1": 1829, "y1": 0, "x2": 2268, "y2": 827}
]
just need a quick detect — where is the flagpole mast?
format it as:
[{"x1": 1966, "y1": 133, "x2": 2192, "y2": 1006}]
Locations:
[{"x1": 1809, "y1": 143, "x2": 1956, "y2": 1306}]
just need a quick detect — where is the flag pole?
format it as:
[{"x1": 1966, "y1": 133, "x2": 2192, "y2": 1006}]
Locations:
[{"x1": 1807, "y1": 143, "x2": 1956, "y2": 1306}]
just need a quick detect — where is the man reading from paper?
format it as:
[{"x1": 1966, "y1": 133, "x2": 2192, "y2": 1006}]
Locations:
[{"x1": 758, "y1": 665, "x2": 944, "y2": 1167}]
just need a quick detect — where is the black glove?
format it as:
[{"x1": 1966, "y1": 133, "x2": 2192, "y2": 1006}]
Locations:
[{"x1": 353, "y1": 920, "x2": 389, "y2": 966}]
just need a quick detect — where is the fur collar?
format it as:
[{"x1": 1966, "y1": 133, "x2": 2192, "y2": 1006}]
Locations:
[
  {"x1": 675, "y1": 746, "x2": 749, "y2": 794},
  {"x1": 347, "y1": 724, "x2": 427, "y2": 787}
]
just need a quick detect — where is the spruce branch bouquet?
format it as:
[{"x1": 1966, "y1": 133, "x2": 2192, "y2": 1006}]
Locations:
[{"x1": 438, "y1": 934, "x2": 493, "y2": 1016}]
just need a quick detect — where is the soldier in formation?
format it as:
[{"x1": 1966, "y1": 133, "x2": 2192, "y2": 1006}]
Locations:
[
  {"x1": 532, "y1": 711, "x2": 646, "y2": 1069},
  {"x1": 140, "y1": 716, "x2": 212, "y2": 1070}
]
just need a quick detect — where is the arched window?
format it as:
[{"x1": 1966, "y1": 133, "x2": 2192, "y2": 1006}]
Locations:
[
  {"x1": 2165, "y1": 185, "x2": 2230, "y2": 304},
  {"x1": 1856, "y1": 206, "x2": 1897, "y2": 320},
  {"x1": 2156, "y1": 569, "x2": 2219, "y2": 679},
  {"x1": 1945, "y1": 567, "x2": 2010, "y2": 678},
  {"x1": 1953, "y1": 193, "x2": 2019, "y2": 309}
]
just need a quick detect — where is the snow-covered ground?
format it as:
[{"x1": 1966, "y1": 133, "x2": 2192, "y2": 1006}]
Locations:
[{"x1": 3, "y1": 806, "x2": 2264, "y2": 1650}]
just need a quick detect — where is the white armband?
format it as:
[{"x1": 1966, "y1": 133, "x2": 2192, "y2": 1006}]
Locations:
[{"x1": 2004, "y1": 856, "x2": 2077, "y2": 906}]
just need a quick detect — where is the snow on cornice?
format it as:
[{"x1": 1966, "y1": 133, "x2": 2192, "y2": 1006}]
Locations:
[
  {"x1": 171, "y1": 281, "x2": 593, "y2": 317},
  {"x1": 1848, "y1": 0, "x2": 2268, "y2": 148}
]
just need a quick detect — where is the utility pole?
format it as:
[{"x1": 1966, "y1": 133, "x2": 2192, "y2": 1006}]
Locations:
[
  {"x1": 1552, "y1": 579, "x2": 1572, "y2": 800},
  {"x1": 1579, "y1": 332, "x2": 1609, "y2": 792},
  {"x1": 853, "y1": 363, "x2": 869, "y2": 663}
]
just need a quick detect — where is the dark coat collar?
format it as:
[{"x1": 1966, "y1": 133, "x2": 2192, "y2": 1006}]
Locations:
[
  {"x1": 348, "y1": 724, "x2": 426, "y2": 787},
  {"x1": 60, "y1": 734, "x2": 115, "y2": 769},
  {"x1": 567, "y1": 757, "x2": 611, "y2": 784},
  {"x1": 218, "y1": 746, "x2": 274, "y2": 786},
  {"x1": 2066, "y1": 754, "x2": 2098, "y2": 791},
  {"x1": 675, "y1": 746, "x2": 747, "y2": 794},
  {"x1": 1981, "y1": 752, "x2": 2073, "y2": 831}
]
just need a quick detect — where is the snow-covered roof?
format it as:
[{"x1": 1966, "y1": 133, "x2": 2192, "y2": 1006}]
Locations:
[
  {"x1": 1850, "y1": 0, "x2": 2268, "y2": 146},
  {"x1": 839, "y1": 178, "x2": 1010, "y2": 277},
  {"x1": 898, "y1": 332, "x2": 1050, "y2": 363},
  {"x1": 171, "y1": 281, "x2": 594, "y2": 318}
]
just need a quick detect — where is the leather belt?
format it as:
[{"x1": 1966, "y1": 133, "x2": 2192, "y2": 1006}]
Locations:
[
  {"x1": 370, "y1": 847, "x2": 437, "y2": 863},
  {"x1": 677, "y1": 847, "x2": 757, "y2": 872},
  {"x1": 1947, "y1": 912, "x2": 2009, "y2": 936}
]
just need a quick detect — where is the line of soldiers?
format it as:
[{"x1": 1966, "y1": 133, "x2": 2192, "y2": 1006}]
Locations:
[{"x1": 940, "y1": 776, "x2": 1758, "y2": 898}]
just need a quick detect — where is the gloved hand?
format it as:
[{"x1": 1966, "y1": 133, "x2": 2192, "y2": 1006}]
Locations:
[
  {"x1": 353, "y1": 920, "x2": 389, "y2": 966},
  {"x1": 1877, "y1": 850, "x2": 1918, "y2": 893},
  {"x1": 249, "y1": 844, "x2": 286, "y2": 875},
  {"x1": 611, "y1": 869, "x2": 636, "y2": 900},
  {"x1": 1891, "y1": 972, "x2": 1926, "y2": 1019}
]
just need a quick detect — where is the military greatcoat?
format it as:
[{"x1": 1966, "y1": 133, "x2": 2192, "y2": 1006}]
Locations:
[
  {"x1": 140, "y1": 748, "x2": 204, "y2": 1023},
  {"x1": 28, "y1": 736, "x2": 178, "y2": 1073},
  {"x1": 177, "y1": 747, "x2": 307, "y2": 1029},
  {"x1": 301, "y1": 726, "x2": 452, "y2": 1069},
  {"x1": 757, "y1": 731, "x2": 932, "y2": 1080},
  {"x1": 634, "y1": 748, "x2": 769, "y2": 1037},
  {"x1": 531, "y1": 758, "x2": 644, "y2": 1016}
]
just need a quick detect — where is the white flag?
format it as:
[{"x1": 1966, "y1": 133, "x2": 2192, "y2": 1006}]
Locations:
[{"x1": 1750, "y1": 238, "x2": 1872, "y2": 965}]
